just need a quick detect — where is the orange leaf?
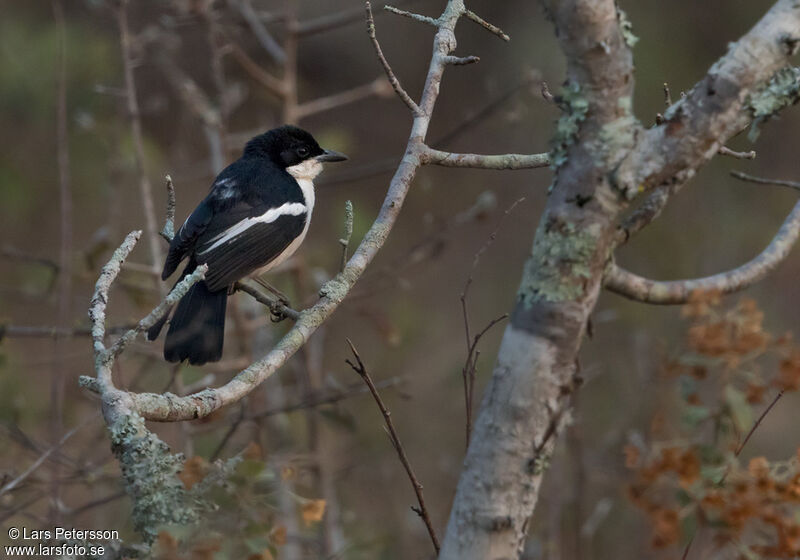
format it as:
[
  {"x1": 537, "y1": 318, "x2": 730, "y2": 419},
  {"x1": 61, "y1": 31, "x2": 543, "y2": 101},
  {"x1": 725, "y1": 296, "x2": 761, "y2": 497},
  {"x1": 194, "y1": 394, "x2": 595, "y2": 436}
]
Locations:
[
  {"x1": 301, "y1": 499, "x2": 326, "y2": 526},
  {"x1": 179, "y1": 456, "x2": 209, "y2": 490}
]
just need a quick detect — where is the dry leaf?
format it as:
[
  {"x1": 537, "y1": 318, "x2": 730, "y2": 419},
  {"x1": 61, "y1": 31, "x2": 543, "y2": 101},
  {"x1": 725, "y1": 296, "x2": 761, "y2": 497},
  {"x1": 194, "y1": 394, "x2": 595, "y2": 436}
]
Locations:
[
  {"x1": 301, "y1": 499, "x2": 326, "y2": 526},
  {"x1": 246, "y1": 551, "x2": 275, "y2": 560},
  {"x1": 243, "y1": 441, "x2": 263, "y2": 461},
  {"x1": 269, "y1": 525, "x2": 287, "y2": 546},
  {"x1": 179, "y1": 456, "x2": 209, "y2": 489}
]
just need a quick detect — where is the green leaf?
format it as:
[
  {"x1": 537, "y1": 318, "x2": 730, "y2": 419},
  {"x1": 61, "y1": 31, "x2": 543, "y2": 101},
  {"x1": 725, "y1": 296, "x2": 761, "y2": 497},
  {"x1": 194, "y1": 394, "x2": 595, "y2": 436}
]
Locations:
[
  {"x1": 681, "y1": 405, "x2": 711, "y2": 428},
  {"x1": 724, "y1": 385, "x2": 753, "y2": 434}
]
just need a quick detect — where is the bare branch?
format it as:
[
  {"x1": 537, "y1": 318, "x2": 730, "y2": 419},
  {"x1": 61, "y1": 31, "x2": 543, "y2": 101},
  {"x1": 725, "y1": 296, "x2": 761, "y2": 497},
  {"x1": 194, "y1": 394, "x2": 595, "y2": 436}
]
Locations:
[
  {"x1": 294, "y1": 77, "x2": 392, "y2": 120},
  {"x1": 0, "y1": 324, "x2": 132, "y2": 339},
  {"x1": 250, "y1": 376, "x2": 404, "y2": 419},
  {"x1": 615, "y1": 185, "x2": 673, "y2": 244},
  {"x1": 339, "y1": 200, "x2": 354, "y2": 273},
  {"x1": 159, "y1": 175, "x2": 176, "y2": 243},
  {"x1": 106, "y1": 264, "x2": 208, "y2": 361},
  {"x1": 233, "y1": 280, "x2": 300, "y2": 321},
  {"x1": 345, "y1": 339, "x2": 440, "y2": 554},
  {"x1": 235, "y1": 0, "x2": 286, "y2": 64},
  {"x1": 294, "y1": 0, "x2": 417, "y2": 36},
  {"x1": 423, "y1": 147, "x2": 550, "y2": 169},
  {"x1": 88, "y1": 230, "x2": 142, "y2": 362},
  {"x1": 225, "y1": 37, "x2": 287, "y2": 98},
  {"x1": 605, "y1": 197, "x2": 800, "y2": 304},
  {"x1": 736, "y1": 389, "x2": 785, "y2": 457},
  {"x1": 464, "y1": 9, "x2": 510, "y2": 42},
  {"x1": 442, "y1": 55, "x2": 480, "y2": 66},
  {"x1": 459, "y1": 198, "x2": 521, "y2": 446},
  {"x1": 52, "y1": 0, "x2": 72, "y2": 518},
  {"x1": 366, "y1": 1, "x2": 422, "y2": 116},
  {"x1": 718, "y1": 146, "x2": 756, "y2": 160},
  {"x1": 384, "y1": 5, "x2": 439, "y2": 27},
  {"x1": 731, "y1": 169, "x2": 800, "y2": 192},
  {"x1": 541, "y1": 81, "x2": 554, "y2": 103},
  {"x1": 117, "y1": 1, "x2": 164, "y2": 277},
  {"x1": 0, "y1": 418, "x2": 94, "y2": 498}
]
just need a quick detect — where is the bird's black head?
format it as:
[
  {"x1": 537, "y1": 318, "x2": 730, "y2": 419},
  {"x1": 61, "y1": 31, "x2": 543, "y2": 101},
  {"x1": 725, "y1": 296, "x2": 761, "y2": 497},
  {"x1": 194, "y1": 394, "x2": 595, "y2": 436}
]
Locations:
[{"x1": 243, "y1": 125, "x2": 347, "y2": 168}]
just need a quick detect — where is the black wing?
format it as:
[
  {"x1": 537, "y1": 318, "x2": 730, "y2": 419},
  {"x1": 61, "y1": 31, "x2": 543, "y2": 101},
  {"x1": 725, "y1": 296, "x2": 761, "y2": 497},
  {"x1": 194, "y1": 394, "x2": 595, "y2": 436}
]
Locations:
[
  {"x1": 160, "y1": 157, "x2": 304, "y2": 280},
  {"x1": 196, "y1": 212, "x2": 307, "y2": 292},
  {"x1": 162, "y1": 200, "x2": 213, "y2": 279}
]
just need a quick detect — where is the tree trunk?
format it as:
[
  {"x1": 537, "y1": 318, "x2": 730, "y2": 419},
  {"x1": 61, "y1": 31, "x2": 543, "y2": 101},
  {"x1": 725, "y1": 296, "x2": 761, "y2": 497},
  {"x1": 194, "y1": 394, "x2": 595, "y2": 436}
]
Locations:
[{"x1": 439, "y1": 1, "x2": 636, "y2": 556}]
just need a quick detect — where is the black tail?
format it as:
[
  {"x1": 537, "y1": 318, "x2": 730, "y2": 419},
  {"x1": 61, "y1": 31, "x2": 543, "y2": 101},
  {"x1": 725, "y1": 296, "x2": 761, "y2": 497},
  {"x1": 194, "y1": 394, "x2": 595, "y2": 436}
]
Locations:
[{"x1": 163, "y1": 280, "x2": 228, "y2": 365}]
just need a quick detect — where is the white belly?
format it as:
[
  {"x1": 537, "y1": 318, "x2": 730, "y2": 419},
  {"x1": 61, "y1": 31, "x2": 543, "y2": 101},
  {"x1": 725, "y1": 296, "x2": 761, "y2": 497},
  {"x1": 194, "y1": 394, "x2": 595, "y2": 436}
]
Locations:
[{"x1": 250, "y1": 171, "x2": 316, "y2": 277}]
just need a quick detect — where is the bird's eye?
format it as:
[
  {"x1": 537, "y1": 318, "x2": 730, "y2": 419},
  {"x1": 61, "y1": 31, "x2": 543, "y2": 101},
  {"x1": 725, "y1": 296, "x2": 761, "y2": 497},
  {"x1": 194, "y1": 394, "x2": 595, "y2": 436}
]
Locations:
[{"x1": 297, "y1": 146, "x2": 309, "y2": 157}]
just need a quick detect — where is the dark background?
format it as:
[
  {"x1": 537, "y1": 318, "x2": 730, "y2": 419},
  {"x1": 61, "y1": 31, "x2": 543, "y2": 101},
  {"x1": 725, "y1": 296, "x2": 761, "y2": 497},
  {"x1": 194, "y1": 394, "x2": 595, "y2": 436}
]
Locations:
[{"x1": 1, "y1": 1, "x2": 798, "y2": 558}]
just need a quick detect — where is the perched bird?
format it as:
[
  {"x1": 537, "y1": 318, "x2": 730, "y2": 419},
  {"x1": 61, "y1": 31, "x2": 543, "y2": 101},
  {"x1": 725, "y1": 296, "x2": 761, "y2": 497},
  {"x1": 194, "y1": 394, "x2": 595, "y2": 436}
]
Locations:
[{"x1": 147, "y1": 125, "x2": 347, "y2": 365}]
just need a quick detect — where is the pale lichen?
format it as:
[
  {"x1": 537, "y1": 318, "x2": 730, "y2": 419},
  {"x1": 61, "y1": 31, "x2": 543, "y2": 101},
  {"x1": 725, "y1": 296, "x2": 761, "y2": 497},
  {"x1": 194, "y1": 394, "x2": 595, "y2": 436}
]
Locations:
[
  {"x1": 617, "y1": 8, "x2": 638, "y2": 48},
  {"x1": 748, "y1": 66, "x2": 800, "y2": 141},
  {"x1": 108, "y1": 412, "x2": 203, "y2": 543},
  {"x1": 518, "y1": 220, "x2": 597, "y2": 305},
  {"x1": 549, "y1": 82, "x2": 589, "y2": 172}
]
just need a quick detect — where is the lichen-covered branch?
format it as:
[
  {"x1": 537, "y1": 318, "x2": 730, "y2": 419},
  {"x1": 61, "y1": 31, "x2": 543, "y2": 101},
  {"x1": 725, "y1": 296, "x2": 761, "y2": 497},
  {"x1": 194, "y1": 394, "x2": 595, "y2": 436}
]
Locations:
[
  {"x1": 85, "y1": 229, "x2": 223, "y2": 544},
  {"x1": 422, "y1": 146, "x2": 550, "y2": 169},
  {"x1": 614, "y1": 0, "x2": 800, "y2": 196},
  {"x1": 106, "y1": 264, "x2": 208, "y2": 361},
  {"x1": 606, "y1": 197, "x2": 800, "y2": 304}
]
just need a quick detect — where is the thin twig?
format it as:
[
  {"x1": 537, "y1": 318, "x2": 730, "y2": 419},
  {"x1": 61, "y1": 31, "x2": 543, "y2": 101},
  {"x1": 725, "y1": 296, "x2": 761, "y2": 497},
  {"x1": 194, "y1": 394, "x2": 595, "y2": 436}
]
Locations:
[
  {"x1": 464, "y1": 9, "x2": 510, "y2": 41},
  {"x1": 340, "y1": 200, "x2": 354, "y2": 273},
  {"x1": 295, "y1": 77, "x2": 392, "y2": 120},
  {"x1": 117, "y1": 0, "x2": 164, "y2": 284},
  {"x1": 1, "y1": 324, "x2": 134, "y2": 340},
  {"x1": 459, "y1": 198, "x2": 522, "y2": 445},
  {"x1": 718, "y1": 146, "x2": 756, "y2": 160},
  {"x1": 106, "y1": 264, "x2": 208, "y2": 362},
  {"x1": 0, "y1": 416, "x2": 95, "y2": 498},
  {"x1": 663, "y1": 82, "x2": 672, "y2": 107},
  {"x1": 159, "y1": 175, "x2": 176, "y2": 242},
  {"x1": 730, "y1": 170, "x2": 800, "y2": 191},
  {"x1": 52, "y1": 0, "x2": 72, "y2": 522},
  {"x1": 293, "y1": 0, "x2": 415, "y2": 36},
  {"x1": 233, "y1": 280, "x2": 300, "y2": 321},
  {"x1": 685, "y1": 389, "x2": 786, "y2": 560},
  {"x1": 442, "y1": 55, "x2": 480, "y2": 66},
  {"x1": 236, "y1": 0, "x2": 286, "y2": 64},
  {"x1": 250, "y1": 376, "x2": 405, "y2": 419},
  {"x1": 210, "y1": 403, "x2": 246, "y2": 461},
  {"x1": 345, "y1": 339, "x2": 440, "y2": 554},
  {"x1": 541, "y1": 81, "x2": 555, "y2": 103},
  {"x1": 735, "y1": 388, "x2": 785, "y2": 456},
  {"x1": 384, "y1": 5, "x2": 439, "y2": 27},
  {"x1": 366, "y1": 1, "x2": 422, "y2": 116},
  {"x1": 224, "y1": 37, "x2": 287, "y2": 98}
]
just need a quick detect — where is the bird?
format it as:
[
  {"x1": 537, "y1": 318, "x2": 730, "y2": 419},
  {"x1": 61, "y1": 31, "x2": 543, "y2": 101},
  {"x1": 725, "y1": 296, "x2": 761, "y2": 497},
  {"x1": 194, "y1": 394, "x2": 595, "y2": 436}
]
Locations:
[{"x1": 146, "y1": 125, "x2": 347, "y2": 365}]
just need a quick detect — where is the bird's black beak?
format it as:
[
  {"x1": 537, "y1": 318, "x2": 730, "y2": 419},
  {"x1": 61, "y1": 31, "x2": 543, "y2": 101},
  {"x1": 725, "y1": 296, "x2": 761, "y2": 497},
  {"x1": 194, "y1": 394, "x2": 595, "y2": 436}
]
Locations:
[{"x1": 316, "y1": 149, "x2": 348, "y2": 162}]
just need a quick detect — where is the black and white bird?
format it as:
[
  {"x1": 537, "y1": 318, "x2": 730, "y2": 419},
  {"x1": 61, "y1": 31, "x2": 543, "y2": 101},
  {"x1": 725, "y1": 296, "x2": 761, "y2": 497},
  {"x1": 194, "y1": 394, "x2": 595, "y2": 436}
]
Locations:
[{"x1": 147, "y1": 125, "x2": 347, "y2": 365}]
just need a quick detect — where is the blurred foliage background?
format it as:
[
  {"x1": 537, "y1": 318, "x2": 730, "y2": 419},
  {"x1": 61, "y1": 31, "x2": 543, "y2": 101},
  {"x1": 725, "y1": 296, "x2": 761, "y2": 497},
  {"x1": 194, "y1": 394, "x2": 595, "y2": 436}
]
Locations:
[{"x1": 1, "y1": 0, "x2": 800, "y2": 558}]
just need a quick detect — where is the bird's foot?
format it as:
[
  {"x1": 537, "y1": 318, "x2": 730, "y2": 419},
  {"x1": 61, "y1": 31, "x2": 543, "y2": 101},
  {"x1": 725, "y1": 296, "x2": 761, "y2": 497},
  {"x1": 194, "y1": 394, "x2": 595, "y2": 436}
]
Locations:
[
  {"x1": 268, "y1": 299, "x2": 292, "y2": 322},
  {"x1": 254, "y1": 277, "x2": 291, "y2": 307}
]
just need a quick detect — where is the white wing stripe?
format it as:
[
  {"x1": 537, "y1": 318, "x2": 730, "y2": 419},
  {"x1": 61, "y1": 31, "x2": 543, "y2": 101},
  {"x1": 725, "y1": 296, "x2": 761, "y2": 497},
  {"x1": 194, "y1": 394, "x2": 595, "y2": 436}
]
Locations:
[{"x1": 198, "y1": 202, "x2": 307, "y2": 255}]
